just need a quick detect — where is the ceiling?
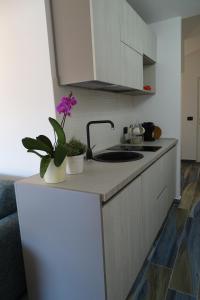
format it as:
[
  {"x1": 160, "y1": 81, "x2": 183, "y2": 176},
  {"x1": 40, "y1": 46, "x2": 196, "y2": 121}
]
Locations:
[{"x1": 128, "y1": 0, "x2": 200, "y2": 23}]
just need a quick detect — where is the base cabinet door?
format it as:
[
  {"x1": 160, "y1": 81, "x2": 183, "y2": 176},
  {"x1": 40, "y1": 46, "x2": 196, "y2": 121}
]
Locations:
[
  {"x1": 102, "y1": 176, "x2": 145, "y2": 300},
  {"x1": 157, "y1": 186, "x2": 169, "y2": 229},
  {"x1": 163, "y1": 147, "x2": 177, "y2": 206},
  {"x1": 142, "y1": 147, "x2": 176, "y2": 251},
  {"x1": 141, "y1": 157, "x2": 165, "y2": 249}
]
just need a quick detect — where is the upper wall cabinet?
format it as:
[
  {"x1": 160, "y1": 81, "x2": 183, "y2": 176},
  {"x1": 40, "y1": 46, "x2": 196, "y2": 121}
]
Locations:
[
  {"x1": 120, "y1": 1, "x2": 143, "y2": 55},
  {"x1": 51, "y1": 0, "x2": 157, "y2": 94},
  {"x1": 121, "y1": 43, "x2": 143, "y2": 90},
  {"x1": 51, "y1": 0, "x2": 122, "y2": 89},
  {"x1": 142, "y1": 22, "x2": 157, "y2": 63}
]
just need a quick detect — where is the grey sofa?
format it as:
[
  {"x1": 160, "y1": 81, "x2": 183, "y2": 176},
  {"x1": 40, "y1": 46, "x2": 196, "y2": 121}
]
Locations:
[{"x1": 0, "y1": 176, "x2": 26, "y2": 300}]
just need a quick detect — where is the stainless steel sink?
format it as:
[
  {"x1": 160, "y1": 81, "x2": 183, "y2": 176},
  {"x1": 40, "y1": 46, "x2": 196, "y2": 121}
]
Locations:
[{"x1": 93, "y1": 151, "x2": 144, "y2": 162}]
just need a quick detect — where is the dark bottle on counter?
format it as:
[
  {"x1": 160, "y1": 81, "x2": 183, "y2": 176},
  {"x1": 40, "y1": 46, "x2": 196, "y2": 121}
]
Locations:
[
  {"x1": 123, "y1": 127, "x2": 128, "y2": 143},
  {"x1": 142, "y1": 122, "x2": 155, "y2": 141}
]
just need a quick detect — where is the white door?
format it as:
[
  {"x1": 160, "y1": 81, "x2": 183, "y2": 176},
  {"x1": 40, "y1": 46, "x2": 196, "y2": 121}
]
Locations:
[{"x1": 181, "y1": 76, "x2": 198, "y2": 160}]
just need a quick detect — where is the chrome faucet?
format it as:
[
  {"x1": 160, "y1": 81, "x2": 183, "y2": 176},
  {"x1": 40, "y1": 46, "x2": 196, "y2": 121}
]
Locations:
[{"x1": 86, "y1": 120, "x2": 115, "y2": 160}]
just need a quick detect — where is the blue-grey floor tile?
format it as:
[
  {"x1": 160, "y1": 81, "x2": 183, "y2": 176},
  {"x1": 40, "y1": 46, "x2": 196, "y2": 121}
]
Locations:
[
  {"x1": 190, "y1": 198, "x2": 200, "y2": 218},
  {"x1": 181, "y1": 161, "x2": 200, "y2": 192},
  {"x1": 180, "y1": 179, "x2": 200, "y2": 212},
  {"x1": 127, "y1": 263, "x2": 171, "y2": 300},
  {"x1": 127, "y1": 260, "x2": 150, "y2": 299},
  {"x1": 166, "y1": 289, "x2": 196, "y2": 300},
  {"x1": 170, "y1": 213, "x2": 200, "y2": 297},
  {"x1": 150, "y1": 206, "x2": 188, "y2": 268}
]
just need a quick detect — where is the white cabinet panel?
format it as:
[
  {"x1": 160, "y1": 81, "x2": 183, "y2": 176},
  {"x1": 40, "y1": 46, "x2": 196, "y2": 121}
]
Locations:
[
  {"x1": 51, "y1": 0, "x2": 121, "y2": 86},
  {"x1": 142, "y1": 23, "x2": 157, "y2": 62},
  {"x1": 91, "y1": 0, "x2": 121, "y2": 85},
  {"x1": 120, "y1": 1, "x2": 143, "y2": 54},
  {"x1": 121, "y1": 42, "x2": 143, "y2": 90},
  {"x1": 103, "y1": 176, "x2": 145, "y2": 300},
  {"x1": 157, "y1": 186, "x2": 169, "y2": 230},
  {"x1": 102, "y1": 147, "x2": 176, "y2": 300},
  {"x1": 141, "y1": 157, "x2": 165, "y2": 248},
  {"x1": 51, "y1": 0, "x2": 94, "y2": 84},
  {"x1": 120, "y1": 1, "x2": 156, "y2": 62},
  {"x1": 163, "y1": 148, "x2": 177, "y2": 206},
  {"x1": 141, "y1": 147, "x2": 176, "y2": 251}
]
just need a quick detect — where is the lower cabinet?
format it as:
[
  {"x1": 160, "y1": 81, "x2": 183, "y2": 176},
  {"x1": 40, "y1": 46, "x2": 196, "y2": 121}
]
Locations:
[
  {"x1": 102, "y1": 176, "x2": 144, "y2": 300},
  {"x1": 102, "y1": 146, "x2": 176, "y2": 300},
  {"x1": 163, "y1": 146, "x2": 177, "y2": 206},
  {"x1": 141, "y1": 148, "x2": 176, "y2": 252},
  {"x1": 16, "y1": 146, "x2": 177, "y2": 300}
]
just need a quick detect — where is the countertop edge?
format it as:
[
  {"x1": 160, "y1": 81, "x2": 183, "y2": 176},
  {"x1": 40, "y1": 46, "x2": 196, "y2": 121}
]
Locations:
[{"x1": 16, "y1": 139, "x2": 178, "y2": 203}]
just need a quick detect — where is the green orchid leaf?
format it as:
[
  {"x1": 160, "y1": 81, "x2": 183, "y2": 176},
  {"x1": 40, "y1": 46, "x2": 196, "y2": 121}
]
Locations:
[
  {"x1": 54, "y1": 144, "x2": 68, "y2": 167},
  {"x1": 40, "y1": 155, "x2": 51, "y2": 178},
  {"x1": 27, "y1": 150, "x2": 44, "y2": 158},
  {"x1": 49, "y1": 117, "x2": 66, "y2": 145},
  {"x1": 36, "y1": 135, "x2": 54, "y2": 152},
  {"x1": 22, "y1": 137, "x2": 53, "y2": 155}
]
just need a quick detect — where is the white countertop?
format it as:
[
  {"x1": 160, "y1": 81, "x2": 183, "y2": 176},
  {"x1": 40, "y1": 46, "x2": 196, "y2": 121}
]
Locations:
[{"x1": 18, "y1": 138, "x2": 177, "y2": 202}]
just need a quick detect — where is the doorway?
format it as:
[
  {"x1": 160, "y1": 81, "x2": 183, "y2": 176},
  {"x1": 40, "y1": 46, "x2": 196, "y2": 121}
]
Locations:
[{"x1": 181, "y1": 16, "x2": 200, "y2": 161}]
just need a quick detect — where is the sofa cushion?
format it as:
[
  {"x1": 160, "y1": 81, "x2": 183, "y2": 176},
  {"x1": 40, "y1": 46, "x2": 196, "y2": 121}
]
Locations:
[
  {"x1": 0, "y1": 213, "x2": 26, "y2": 299},
  {"x1": 0, "y1": 180, "x2": 17, "y2": 219}
]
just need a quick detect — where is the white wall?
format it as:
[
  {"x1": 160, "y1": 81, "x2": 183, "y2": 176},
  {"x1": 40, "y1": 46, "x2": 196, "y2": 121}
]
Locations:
[
  {"x1": 181, "y1": 15, "x2": 200, "y2": 160},
  {"x1": 0, "y1": 0, "x2": 56, "y2": 176},
  {"x1": 134, "y1": 17, "x2": 182, "y2": 198}
]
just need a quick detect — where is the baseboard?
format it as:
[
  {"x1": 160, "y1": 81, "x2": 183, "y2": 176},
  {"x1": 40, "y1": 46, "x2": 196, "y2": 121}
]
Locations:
[{"x1": 174, "y1": 195, "x2": 181, "y2": 204}]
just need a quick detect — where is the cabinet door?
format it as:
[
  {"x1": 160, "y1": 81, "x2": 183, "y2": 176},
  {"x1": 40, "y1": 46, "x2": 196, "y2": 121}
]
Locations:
[
  {"x1": 120, "y1": 1, "x2": 143, "y2": 54},
  {"x1": 121, "y1": 42, "x2": 143, "y2": 89},
  {"x1": 163, "y1": 147, "x2": 176, "y2": 207},
  {"x1": 51, "y1": 0, "x2": 95, "y2": 84},
  {"x1": 91, "y1": 0, "x2": 121, "y2": 85},
  {"x1": 142, "y1": 147, "x2": 176, "y2": 250},
  {"x1": 141, "y1": 157, "x2": 165, "y2": 248},
  {"x1": 142, "y1": 23, "x2": 157, "y2": 62},
  {"x1": 102, "y1": 176, "x2": 145, "y2": 300},
  {"x1": 157, "y1": 186, "x2": 169, "y2": 229}
]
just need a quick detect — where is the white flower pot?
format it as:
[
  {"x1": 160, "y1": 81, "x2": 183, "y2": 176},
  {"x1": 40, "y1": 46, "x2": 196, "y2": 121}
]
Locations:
[
  {"x1": 66, "y1": 154, "x2": 84, "y2": 174},
  {"x1": 44, "y1": 158, "x2": 67, "y2": 183}
]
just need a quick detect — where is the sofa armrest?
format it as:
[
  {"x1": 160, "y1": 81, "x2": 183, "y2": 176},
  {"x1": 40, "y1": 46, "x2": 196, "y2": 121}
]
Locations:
[
  {"x1": 0, "y1": 213, "x2": 26, "y2": 300},
  {"x1": 0, "y1": 180, "x2": 17, "y2": 220}
]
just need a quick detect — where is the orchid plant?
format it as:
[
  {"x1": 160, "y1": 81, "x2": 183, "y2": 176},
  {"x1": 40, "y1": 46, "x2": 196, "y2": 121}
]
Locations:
[{"x1": 22, "y1": 92, "x2": 78, "y2": 178}]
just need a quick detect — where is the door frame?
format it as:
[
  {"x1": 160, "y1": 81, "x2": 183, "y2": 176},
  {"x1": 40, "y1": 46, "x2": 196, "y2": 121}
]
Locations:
[{"x1": 196, "y1": 77, "x2": 200, "y2": 162}]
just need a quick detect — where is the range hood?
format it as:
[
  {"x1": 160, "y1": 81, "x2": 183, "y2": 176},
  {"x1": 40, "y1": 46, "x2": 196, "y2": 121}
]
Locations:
[{"x1": 69, "y1": 80, "x2": 155, "y2": 95}]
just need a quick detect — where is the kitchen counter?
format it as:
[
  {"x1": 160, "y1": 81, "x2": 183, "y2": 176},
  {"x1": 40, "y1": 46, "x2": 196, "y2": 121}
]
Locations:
[{"x1": 19, "y1": 138, "x2": 177, "y2": 202}]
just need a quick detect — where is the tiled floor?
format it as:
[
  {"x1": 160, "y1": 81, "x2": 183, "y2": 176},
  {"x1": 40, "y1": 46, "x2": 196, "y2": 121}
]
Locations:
[{"x1": 128, "y1": 161, "x2": 200, "y2": 300}]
